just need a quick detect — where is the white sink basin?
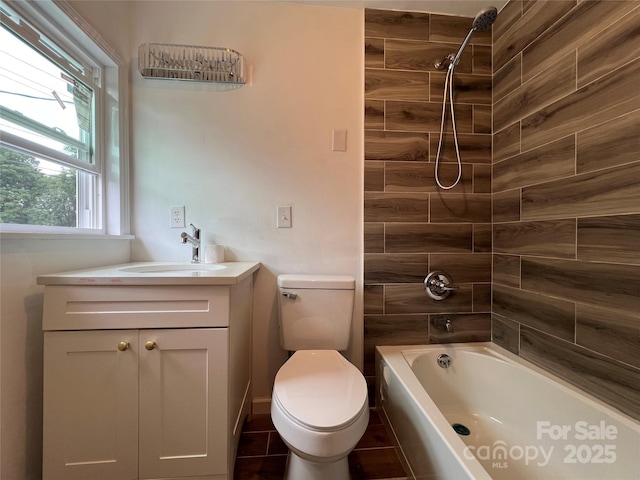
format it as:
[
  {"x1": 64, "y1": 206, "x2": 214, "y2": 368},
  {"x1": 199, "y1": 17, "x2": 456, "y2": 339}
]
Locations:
[{"x1": 119, "y1": 263, "x2": 227, "y2": 274}]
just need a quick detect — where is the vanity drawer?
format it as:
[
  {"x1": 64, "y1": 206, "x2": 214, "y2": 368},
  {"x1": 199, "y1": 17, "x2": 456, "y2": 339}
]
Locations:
[{"x1": 42, "y1": 285, "x2": 231, "y2": 330}]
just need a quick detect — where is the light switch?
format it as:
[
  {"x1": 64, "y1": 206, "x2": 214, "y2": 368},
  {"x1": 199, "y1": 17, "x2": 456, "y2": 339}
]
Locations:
[
  {"x1": 332, "y1": 129, "x2": 347, "y2": 152},
  {"x1": 277, "y1": 206, "x2": 292, "y2": 228}
]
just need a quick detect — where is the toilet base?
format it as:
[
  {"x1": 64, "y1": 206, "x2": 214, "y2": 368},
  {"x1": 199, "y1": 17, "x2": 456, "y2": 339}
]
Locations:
[{"x1": 284, "y1": 450, "x2": 350, "y2": 480}]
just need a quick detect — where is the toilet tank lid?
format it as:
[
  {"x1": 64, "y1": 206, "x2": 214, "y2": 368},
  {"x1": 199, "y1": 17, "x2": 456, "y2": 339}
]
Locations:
[{"x1": 277, "y1": 274, "x2": 355, "y2": 289}]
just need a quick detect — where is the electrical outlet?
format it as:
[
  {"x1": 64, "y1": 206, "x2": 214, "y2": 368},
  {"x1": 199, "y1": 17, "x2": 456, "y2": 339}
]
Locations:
[{"x1": 170, "y1": 206, "x2": 185, "y2": 228}]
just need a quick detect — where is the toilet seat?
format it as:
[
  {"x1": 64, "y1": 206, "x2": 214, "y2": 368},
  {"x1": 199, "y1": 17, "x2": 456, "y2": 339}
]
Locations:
[{"x1": 273, "y1": 350, "x2": 368, "y2": 432}]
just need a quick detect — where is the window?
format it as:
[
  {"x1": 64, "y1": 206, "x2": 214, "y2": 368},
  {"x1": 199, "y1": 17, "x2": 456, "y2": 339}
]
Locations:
[{"x1": 0, "y1": 0, "x2": 129, "y2": 234}]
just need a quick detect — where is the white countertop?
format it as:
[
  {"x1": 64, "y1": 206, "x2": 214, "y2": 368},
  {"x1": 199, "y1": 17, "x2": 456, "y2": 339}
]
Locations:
[{"x1": 37, "y1": 261, "x2": 261, "y2": 286}]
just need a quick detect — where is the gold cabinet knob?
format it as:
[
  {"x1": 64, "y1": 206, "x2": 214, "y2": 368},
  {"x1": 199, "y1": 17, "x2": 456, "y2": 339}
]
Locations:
[
  {"x1": 117, "y1": 341, "x2": 129, "y2": 351},
  {"x1": 145, "y1": 340, "x2": 157, "y2": 351}
]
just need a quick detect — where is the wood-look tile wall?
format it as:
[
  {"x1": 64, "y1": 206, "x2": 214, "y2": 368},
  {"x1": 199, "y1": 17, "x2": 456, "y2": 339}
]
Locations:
[
  {"x1": 492, "y1": 0, "x2": 640, "y2": 420},
  {"x1": 363, "y1": 9, "x2": 493, "y2": 391}
]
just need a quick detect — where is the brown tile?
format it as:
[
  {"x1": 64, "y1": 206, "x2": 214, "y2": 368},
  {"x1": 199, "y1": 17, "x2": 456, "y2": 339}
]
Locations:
[
  {"x1": 394, "y1": 160, "x2": 438, "y2": 191},
  {"x1": 364, "y1": 192, "x2": 429, "y2": 223},
  {"x1": 521, "y1": 256, "x2": 640, "y2": 314},
  {"x1": 385, "y1": 100, "x2": 458, "y2": 133},
  {"x1": 493, "y1": 284, "x2": 575, "y2": 341},
  {"x1": 493, "y1": 0, "x2": 522, "y2": 43},
  {"x1": 494, "y1": 135, "x2": 575, "y2": 191},
  {"x1": 429, "y1": 313, "x2": 491, "y2": 343},
  {"x1": 522, "y1": 0, "x2": 638, "y2": 83},
  {"x1": 364, "y1": 223, "x2": 384, "y2": 254},
  {"x1": 473, "y1": 164, "x2": 491, "y2": 194},
  {"x1": 576, "y1": 110, "x2": 640, "y2": 174},
  {"x1": 493, "y1": 0, "x2": 575, "y2": 72},
  {"x1": 364, "y1": 314, "x2": 430, "y2": 346},
  {"x1": 355, "y1": 423, "x2": 394, "y2": 450},
  {"x1": 237, "y1": 432, "x2": 269, "y2": 457},
  {"x1": 364, "y1": 314, "x2": 429, "y2": 375},
  {"x1": 493, "y1": 219, "x2": 576, "y2": 258},
  {"x1": 364, "y1": 161, "x2": 385, "y2": 192},
  {"x1": 430, "y1": 13, "x2": 489, "y2": 45},
  {"x1": 365, "y1": 38, "x2": 385, "y2": 68},
  {"x1": 348, "y1": 447, "x2": 408, "y2": 480},
  {"x1": 493, "y1": 189, "x2": 520, "y2": 223},
  {"x1": 577, "y1": 214, "x2": 640, "y2": 265},
  {"x1": 520, "y1": 326, "x2": 640, "y2": 420},
  {"x1": 493, "y1": 254, "x2": 520, "y2": 288},
  {"x1": 364, "y1": 100, "x2": 385, "y2": 130},
  {"x1": 473, "y1": 283, "x2": 492, "y2": 312},
  {"x1": 472, "y1": 45, "x2": 492, "y2": 75},
  {"x1": 234, "y1": 455, "x2": 287, "y2": 480},
  {"x1": 494, "y1": 53, "x2": 521, "y2": 103},
  {"x1": 364, "y1": 253, "x2": 428, "y2": 284},
  {"x1": 365, "y1": 9, "x2": 430, "y2": 41},
  {"x1": 385, "y1": 162, "x2": 472, "y2": 194},
  {"x1": 365, "y1": 130, "x2": 429, "y2": 161},
  {"x1": 430, "y1": 132, "x2": 491, "y2": 164},
  {"x1": 365, "y1": 69, "x2": 430, "y2": 101},
  {"x1": 431, "y1": 72, "x2": 492, "y2": 105},
  {"x1": 242, "y1": 414, "x2": 275, "y2": 433},
  {"x1": 430, "y1": 253, "x2": 491, "y2": 283},
  {"x1": 364, "y1": 285, "x2": 384, "y2": 315},
  {"x1": 385, "y1": 39, "x2": 471, "y2": 73},
  {"x1": 473, "y1": 224, "x2": 492, "y2": 253},
  {"x1": 266, "y1": 432, "x2": 288, "y2": 456},
  {"x1": 576, "y1": 304, "x2": 640, "y2": 369},
  {"x1": 521, "y1": 58, "x2": 640, "y2": 151},
  {"x1": 493, "y1": 122, "x2": 520, "y2": 163},
  {"x1": 491, "y1": 313, "x2": 520, "y2": 355},
  {"x1": 385, "y1": 283, "x2": 473, "y2": 314},
  {"x1": 521, "y1": 161, "x2": 640, "y2": 221},
  {"x1": 494, "y1": 52, "x2": 576, "y2": 133},
  {"x1": 430, "y1": 194, "x2": 491, "y2": 224},
  {"x1": 385, "y1": 223, "x2": 473, "y2": 254},
  {"x1": 473, "y1": 105, "x2": 492, "y2": 135},
  {"x1": 577, "y1": 6, "x2": 640, "y2": 87}
]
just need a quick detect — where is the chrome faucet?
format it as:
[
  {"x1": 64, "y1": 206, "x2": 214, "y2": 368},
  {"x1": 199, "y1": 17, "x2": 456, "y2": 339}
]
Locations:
[
  {"x1": 180, "y1": 223, "x2": 201, "y2": 263},
  {"x1": 433, "y1": 315, "x2": 453, "y2": 333}
]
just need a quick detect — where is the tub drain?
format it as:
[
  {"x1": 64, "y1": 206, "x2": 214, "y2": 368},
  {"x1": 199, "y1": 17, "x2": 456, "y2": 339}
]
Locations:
[{"x1": 452, "y1": 423, "x2": 470, "y2": 436}]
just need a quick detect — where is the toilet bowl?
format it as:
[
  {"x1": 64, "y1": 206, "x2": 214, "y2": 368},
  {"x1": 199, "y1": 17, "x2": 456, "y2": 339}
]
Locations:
[{"x1": 271, "y1": 350, "x2": 369, "y2": 480}]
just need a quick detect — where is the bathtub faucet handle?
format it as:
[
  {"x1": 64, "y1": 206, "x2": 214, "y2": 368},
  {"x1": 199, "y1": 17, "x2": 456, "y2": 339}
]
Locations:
[{"x1": 424, "y1": 271, "x2": 458, "y2": 300}]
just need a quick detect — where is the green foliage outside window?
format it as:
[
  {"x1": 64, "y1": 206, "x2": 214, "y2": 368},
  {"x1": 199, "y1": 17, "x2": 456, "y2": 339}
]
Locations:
[{"x1": 0, "y1": 146, "x2": 77, "y2": 227}]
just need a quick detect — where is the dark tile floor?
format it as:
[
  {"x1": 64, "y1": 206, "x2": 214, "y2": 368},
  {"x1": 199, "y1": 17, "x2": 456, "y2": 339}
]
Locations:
[{"x1": 234, "y1": 409, "x2": 409, "y2": 480}]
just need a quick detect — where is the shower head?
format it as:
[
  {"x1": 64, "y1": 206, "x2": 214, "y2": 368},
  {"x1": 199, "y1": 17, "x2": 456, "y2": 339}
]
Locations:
[
  {"x1": 472, "y1": 6, "x2": 498, "y2": 31},
  {"x1": 438, "y1": 5, "x2": 499, "y2": 69}
]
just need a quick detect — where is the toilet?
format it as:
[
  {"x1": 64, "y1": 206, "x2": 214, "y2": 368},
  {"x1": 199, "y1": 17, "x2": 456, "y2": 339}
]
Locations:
[{"x1": 271, "y1": 274, "x2": 369, "y2": 480}]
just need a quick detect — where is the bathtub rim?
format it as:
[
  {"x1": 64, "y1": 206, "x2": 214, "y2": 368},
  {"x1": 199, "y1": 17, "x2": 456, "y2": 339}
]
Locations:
[
  {"x1": 379, "y1": 342, "x2": 640, "y2": 430},
  {"x1": 376, "y1": 341, "x2": 639, "y2": 480}
]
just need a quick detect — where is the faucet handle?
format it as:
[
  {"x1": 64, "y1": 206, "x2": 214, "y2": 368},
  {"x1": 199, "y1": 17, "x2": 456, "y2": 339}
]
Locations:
[
  {"x1": 424, "y1": 271, "x2": 458, "y2": 300},
  {"x1": 188, "y1": 223, "x2": 200, "y2": 238}
]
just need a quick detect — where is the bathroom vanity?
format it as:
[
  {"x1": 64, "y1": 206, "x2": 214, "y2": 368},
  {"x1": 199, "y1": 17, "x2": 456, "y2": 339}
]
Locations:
[{"x1": 37, "y1": 261, "x2": 260, "y2": 480}]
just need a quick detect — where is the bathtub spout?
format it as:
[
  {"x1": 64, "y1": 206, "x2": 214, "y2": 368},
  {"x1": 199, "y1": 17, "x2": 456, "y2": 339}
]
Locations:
[{"x1": 433, "y1": 316, "x2": 453, "y2": 333}]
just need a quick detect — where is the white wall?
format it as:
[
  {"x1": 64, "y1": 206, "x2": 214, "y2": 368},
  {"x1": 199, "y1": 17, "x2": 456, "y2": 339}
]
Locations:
[{"x1": 129, "y1": 1, "x2": 363, "y2": 409}]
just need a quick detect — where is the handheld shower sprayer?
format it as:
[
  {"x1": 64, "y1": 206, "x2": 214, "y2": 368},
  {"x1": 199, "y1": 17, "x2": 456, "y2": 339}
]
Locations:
[{"x1": 433, "y1": 6, "x2": 498, "y2": 190}]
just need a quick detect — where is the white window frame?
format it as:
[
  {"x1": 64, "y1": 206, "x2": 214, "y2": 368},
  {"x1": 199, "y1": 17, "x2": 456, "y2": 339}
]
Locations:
[{"x1": 0, "y1": 0, "x2": 129, "y2": 236}]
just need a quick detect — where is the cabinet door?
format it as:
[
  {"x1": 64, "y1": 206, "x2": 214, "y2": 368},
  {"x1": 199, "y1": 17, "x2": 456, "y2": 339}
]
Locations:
[
  {"x1": 138, "y1": 328, "x2": 228, "y2": 479},
  {"x1": 43, "y1": 330, "x2": 139, "y2": 480}
]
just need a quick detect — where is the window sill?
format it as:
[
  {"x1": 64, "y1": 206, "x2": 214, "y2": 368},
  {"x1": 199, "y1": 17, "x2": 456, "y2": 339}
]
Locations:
[{"x1": 0, "y1": 232, "x2": 134, "y2": 241}]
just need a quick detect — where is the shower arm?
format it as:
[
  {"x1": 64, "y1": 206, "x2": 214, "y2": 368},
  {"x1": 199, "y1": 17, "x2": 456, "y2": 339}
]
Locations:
[{"x1": 434, "y1": 28, "x2": 475, "y2": 70}]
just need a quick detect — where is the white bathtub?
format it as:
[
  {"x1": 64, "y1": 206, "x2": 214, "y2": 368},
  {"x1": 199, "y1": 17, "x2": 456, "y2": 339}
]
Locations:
[{"x1": 376, "y1": 342, "x2": 640, "y2": 480}]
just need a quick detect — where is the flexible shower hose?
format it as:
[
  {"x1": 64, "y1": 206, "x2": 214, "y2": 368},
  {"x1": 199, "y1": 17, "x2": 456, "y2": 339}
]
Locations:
[{"x1": 434, "y1": 62, "x2": 463, "y2": 190}]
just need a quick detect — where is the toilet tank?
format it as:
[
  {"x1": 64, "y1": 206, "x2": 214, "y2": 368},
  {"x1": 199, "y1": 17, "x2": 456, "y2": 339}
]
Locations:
[{"x1": 277, "y1": 274, "x2": 355, "y2": 351}]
